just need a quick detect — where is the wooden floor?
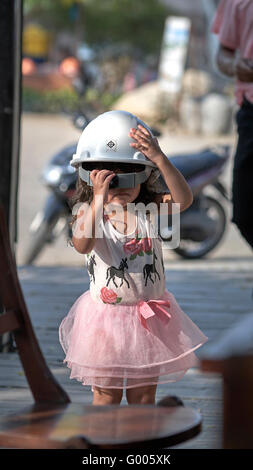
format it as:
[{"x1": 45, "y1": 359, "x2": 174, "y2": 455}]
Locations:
[{"x1": 0, "y1": 257, "x2": 253, "y2": 449}]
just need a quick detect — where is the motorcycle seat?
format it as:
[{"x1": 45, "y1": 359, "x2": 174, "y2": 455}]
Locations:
[{"x1": 169, "y1": 149, "x2": 226, "y2": 180}]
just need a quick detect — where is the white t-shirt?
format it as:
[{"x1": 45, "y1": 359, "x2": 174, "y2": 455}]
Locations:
[{"x1": 85, "y1": 209, "x2": 166, "y2": 305}]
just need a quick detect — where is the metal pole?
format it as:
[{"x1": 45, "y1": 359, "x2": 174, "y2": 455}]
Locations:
[{"x1": 201, "y1": 0, "x2": 220, "y2": 74}]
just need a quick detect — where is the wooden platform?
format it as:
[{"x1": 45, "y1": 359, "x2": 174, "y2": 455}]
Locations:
[{"x1": 1, "y1": 259, "x2": 253, "y2": 449}]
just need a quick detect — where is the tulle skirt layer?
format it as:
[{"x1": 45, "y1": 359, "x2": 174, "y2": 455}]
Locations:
[{"x1": 59, "y1": 289, "x2": 208, "y2": 390}]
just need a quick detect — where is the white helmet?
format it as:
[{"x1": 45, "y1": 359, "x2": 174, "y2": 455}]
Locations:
[{"x1": 70, "y1": 110, "x2": 159, "y2": 189}]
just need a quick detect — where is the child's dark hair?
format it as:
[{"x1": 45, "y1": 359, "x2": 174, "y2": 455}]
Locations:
[{"x1": 67, "y1": 162, "x2": 158, "y2": 247}]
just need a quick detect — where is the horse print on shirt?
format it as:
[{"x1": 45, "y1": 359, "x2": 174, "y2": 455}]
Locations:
[
  {"x1": 143, "y1": 249, "x2": 161, "y2": 286},
  {"x1": 87, "y1": 254, "x2": 96, "y2": 283},
  {"x1": 106, "y1": 257, "x2": 130, "y2": 289}
]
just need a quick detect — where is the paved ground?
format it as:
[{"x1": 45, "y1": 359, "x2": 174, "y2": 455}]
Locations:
[{"x1": 0, "y1": 262, "x2": 252, "y2": 448}]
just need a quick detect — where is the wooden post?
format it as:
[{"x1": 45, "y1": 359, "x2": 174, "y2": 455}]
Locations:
[
  {"x1": 201, "y1": 310, "x2": 253, "y2": 449},
  {"x1": 0, "y1": 0, "x2": 23, "y2": 352},
  {"x1": 223, "y1": 356, "x2": 253, "y2": 449}
]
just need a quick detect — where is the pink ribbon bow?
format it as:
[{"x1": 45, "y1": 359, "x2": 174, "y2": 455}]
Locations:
[{"x1": 137, "y1": 299, "x2": 171, "y2": 333}]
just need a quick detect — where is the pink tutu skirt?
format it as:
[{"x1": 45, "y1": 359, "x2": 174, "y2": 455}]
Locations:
[{"x1": 59, "y1": 288, "x2": 208, "y2": 390}]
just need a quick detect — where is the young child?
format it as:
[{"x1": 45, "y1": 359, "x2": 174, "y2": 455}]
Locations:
[{"x1": 59, "y1": 110, "x2": 208, "y2": 406}]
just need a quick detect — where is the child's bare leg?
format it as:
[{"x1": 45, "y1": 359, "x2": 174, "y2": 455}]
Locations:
[
  {"x1": 92, "y1": 386, "x2": 123, "y2": 405},
  {"x1": 126, "y1": 383, "x2": 157, "y2": 405}
]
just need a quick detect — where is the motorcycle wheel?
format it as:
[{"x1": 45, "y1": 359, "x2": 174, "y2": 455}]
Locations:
[
  {"x1": 23, "y1": 216, "x2": 61, "y2": 265},
  {"x1": 173, "y1": 195, "x2": 227, "y2": 260}
]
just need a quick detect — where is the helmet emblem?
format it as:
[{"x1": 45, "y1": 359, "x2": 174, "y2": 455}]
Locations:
[{"x1": 106, "y1": 139, "x2": 117, "y2": 151}]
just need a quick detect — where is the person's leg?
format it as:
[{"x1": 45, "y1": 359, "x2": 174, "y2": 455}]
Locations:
[
  {"x1": 232, "y1": 168, "x2": 253, "y2": 248},
  {"x1": 92, "y1": 385, "x2": 123, "y2": 405},
  {"x1": 231, "y1": 99, "x2": 253, "y2": 249},
  {"x1": 126, "y1": 383, "x2": 158, "y2": 405}
]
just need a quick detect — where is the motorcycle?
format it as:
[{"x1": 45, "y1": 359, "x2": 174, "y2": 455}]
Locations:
[
  {"x1": 159, "y1": 145, "x2": 230, "y2": 259},
  {"x1": 23, "y1": 108, "x2": 231, "y2": 264}
]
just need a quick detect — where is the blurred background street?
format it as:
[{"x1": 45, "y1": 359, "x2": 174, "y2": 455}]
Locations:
[
  {"x1": 16, "y1": 0, "x2": 252, "y2": 268},
  {"x1": 17, "y1": 112, "x2": 252, "y2": 267}
]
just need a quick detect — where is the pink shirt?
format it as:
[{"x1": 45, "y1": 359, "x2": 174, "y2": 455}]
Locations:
[{"x1": 211, "y1": 0, "x2": 253, "y2": 105}]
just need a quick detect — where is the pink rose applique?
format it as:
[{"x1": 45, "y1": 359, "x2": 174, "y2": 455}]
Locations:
[
  {"x1": 140, "y1": 237, "x2": 152, "y2": 254},
  {"x1": 124, "y1": 235, "x2": 153, "y2": 260},
  {"x1": 100, "y1": 287, "x2": 122, "y2": 304},
  {"x1": 123, "y1": 238, "x2": 142, "y2": 256}
]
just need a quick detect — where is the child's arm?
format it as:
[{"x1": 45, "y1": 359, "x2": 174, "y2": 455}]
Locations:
[
  {"x1": 72, "y1": 169, "x2": 115, "y2": 254},
  {"x1": 72, "y1": 198, "x2": 100, "y2": 254},
  {"x1": 129, "y1": 125, "x2": 193, "y2": 214}
]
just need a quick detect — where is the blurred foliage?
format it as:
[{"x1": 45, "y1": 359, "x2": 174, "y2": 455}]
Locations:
[
  {"x1": 24, "y1": 0, "x2": 169, "y2": 55},
  {"x1": 22, "y1": 86, "x2": 120, "y2": 113},
  {"x1": 23, "y1": 0, "x2": 170, "y2": 113},
  {"x1": 84, "y1": 0, "x2": 169, "y2": 55},
  {"x1": 24, "y1": 0, "x2": 81, "y2": 31},
  {"x1": 22, "y1": 87, "x2": 78, "y2": 113}
]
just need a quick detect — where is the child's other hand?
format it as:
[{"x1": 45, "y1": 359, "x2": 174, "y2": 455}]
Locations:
[{"x1": 129, "y1": 124, "x2": 164, "y2": 165}]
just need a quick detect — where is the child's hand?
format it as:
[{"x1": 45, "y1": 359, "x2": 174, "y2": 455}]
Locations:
[
  {"x1": 90, "y1": 169, "x2": 115, "y2": 203},
  {"x1": 129, "y1": 124, "x2": 164, "y2": 165}
]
